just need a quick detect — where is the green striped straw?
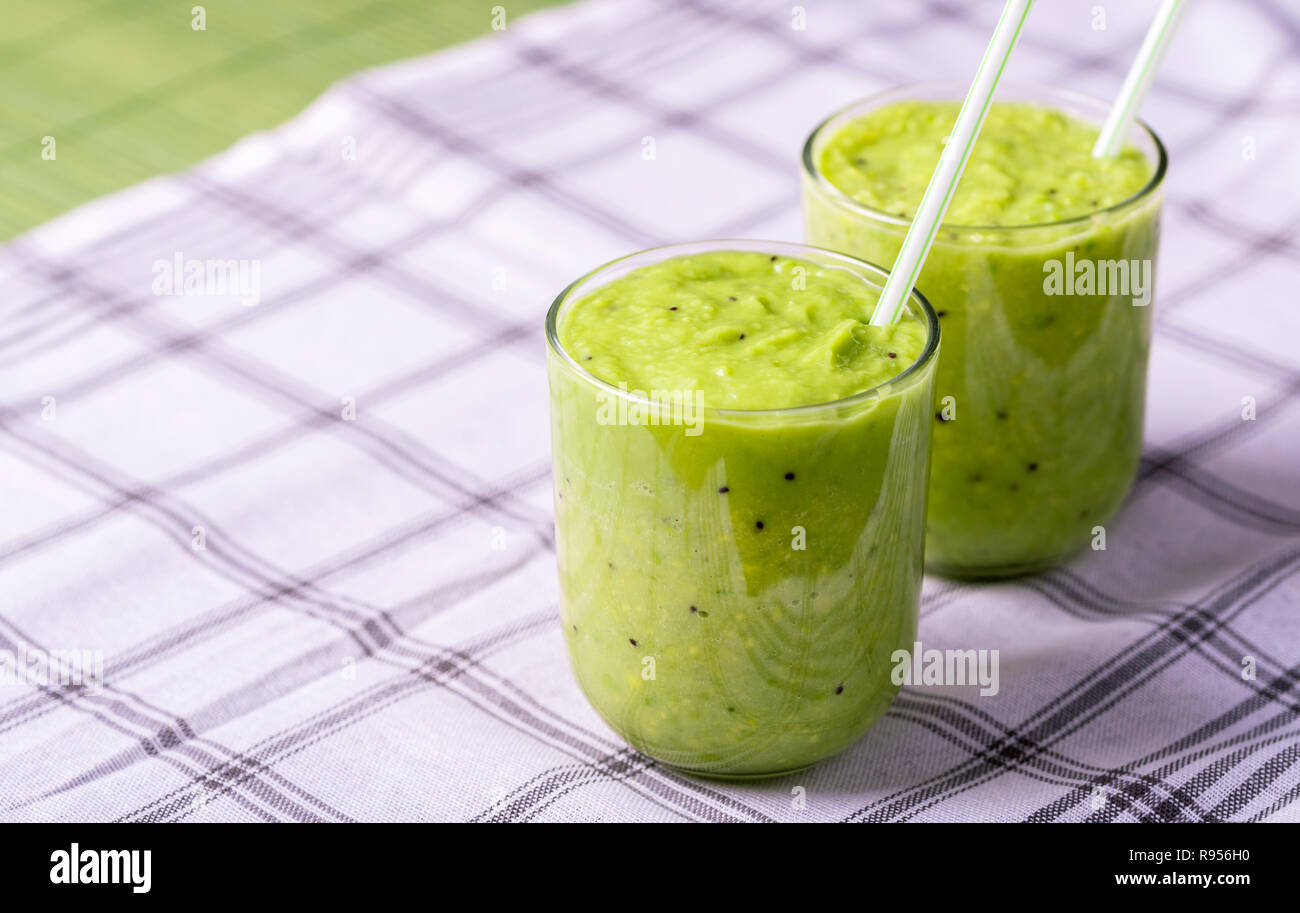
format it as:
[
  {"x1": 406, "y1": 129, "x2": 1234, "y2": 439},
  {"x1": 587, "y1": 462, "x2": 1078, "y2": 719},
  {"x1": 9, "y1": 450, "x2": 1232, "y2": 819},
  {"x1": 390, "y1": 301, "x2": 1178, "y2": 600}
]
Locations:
[
  {"x1": 869, "y1": 0, "x2": 1035, "y2": 327},
  {"x1": 1092, "y1": 0, "x2": 1188, "y2": 157}
]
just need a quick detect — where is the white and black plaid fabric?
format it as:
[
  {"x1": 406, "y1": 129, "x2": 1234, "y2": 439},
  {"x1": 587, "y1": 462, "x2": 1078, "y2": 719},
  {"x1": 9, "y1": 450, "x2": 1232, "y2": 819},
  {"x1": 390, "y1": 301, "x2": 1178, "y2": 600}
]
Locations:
[{"x1": 2, "y1": 0, "x2": 1298, "y2": 822}]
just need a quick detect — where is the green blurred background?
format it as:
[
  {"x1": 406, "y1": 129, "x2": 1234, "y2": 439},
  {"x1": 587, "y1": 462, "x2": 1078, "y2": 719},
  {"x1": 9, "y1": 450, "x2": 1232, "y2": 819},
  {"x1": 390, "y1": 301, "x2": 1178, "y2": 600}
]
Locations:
[{"x1": 0, "y1": 0, "x2": 567, "y2": 241}]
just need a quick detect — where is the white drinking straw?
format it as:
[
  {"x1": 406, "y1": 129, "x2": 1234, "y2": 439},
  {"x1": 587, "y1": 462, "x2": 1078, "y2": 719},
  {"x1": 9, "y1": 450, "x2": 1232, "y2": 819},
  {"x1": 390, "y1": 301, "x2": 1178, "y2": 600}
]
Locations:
[
  {"x1": 1092, "y1": 0, "x2": 1188, "y2": 157},
  {"x1": 869, "y1": 0, "x2": 1035, "y2": 327}
]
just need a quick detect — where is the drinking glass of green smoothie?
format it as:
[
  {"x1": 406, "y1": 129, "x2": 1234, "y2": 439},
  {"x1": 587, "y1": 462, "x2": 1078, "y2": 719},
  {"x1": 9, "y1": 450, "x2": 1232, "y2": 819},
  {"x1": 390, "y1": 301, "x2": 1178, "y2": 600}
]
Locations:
[
  {"x1": 546, "y1": 240, "x2": 940, "y2": 777},
  {"x1": 803, "y1": 83, "x2": 1166, "y2": 578}
]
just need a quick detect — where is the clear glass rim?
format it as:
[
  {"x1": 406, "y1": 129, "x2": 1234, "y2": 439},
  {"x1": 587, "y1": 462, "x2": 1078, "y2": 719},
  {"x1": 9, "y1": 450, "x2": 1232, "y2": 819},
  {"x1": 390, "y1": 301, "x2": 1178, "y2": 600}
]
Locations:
[
  {"x1": 545, "y1": 239, "x2": 940, "y2": 418},
  {"x1": 801, "y1": 80, "x2": 1169, "y2": 233}
]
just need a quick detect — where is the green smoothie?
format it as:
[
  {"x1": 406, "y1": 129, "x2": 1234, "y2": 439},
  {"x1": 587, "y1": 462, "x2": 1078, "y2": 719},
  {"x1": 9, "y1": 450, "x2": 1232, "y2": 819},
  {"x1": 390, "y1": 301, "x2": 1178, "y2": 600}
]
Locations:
[
  {"x1": 547, "y1": 245, "x2": 938, "y2": 776},
  {"x1": 805, "y1": 93, "x2": 1164, "y2": 576}
]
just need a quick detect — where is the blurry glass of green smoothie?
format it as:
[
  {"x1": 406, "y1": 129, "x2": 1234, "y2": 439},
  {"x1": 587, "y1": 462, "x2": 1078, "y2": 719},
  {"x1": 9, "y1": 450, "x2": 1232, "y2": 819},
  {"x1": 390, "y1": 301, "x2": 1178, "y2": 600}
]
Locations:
[
  {"x1": 803, "y1": 83, "x2": 1167, "y2": 578},
  {"x1": 546, "y1": 240, "x2": 940, "y2": 777}
]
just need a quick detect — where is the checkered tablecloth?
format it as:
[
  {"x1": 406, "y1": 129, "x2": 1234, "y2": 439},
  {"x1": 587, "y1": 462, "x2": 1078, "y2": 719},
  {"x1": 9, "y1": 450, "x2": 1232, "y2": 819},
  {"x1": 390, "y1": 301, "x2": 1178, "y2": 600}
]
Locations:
[{"x1": 2, "y1": 0, "x2": 1298, "y2": 823}]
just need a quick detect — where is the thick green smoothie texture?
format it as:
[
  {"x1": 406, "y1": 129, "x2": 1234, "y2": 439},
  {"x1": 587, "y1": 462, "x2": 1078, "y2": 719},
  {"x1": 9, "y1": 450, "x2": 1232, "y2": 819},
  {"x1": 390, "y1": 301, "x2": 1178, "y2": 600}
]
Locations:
[
  {"x1": 807, "y1": 100, "x2": 1161, "y2": 575},
  {"x1": 559, "y1": 251, "x2": 925, "y2": 410},
  {"x1": 550, "y1": 252, "x2": 935, "y2": 776},
  {"x1": 818, "y1": 101, "x2": 1152, "y2": 226}
]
